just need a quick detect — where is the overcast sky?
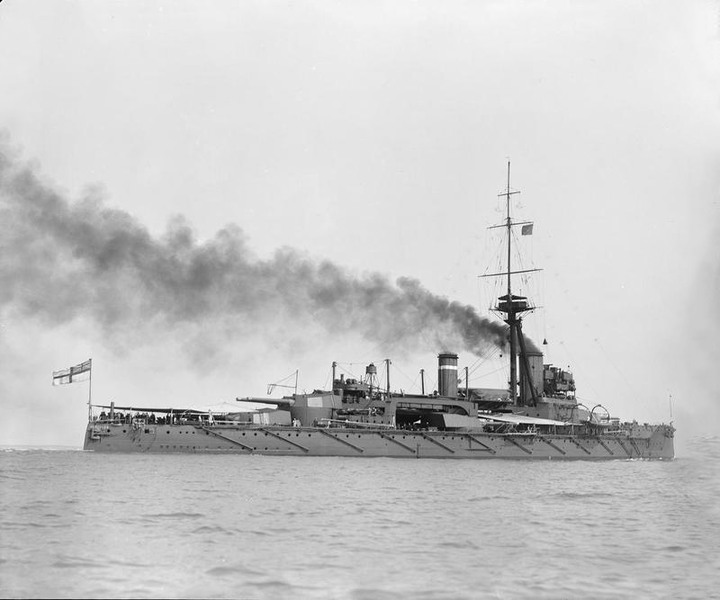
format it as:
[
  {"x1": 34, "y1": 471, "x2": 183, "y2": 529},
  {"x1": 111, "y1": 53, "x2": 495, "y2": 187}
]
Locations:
[{"x1": 1, "y1": 1, "x2": 719, "y2": 449}]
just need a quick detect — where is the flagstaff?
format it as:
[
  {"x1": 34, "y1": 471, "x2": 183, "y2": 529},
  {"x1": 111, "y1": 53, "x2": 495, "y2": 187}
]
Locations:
[{"x1": 88, "y1": 359, "x2": 93, "y2": 419}]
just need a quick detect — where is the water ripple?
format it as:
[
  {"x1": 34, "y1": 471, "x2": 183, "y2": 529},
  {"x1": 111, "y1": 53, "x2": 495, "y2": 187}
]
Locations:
[{"x1": 0, "y1": 441, "x2": 717, "y2": 599}]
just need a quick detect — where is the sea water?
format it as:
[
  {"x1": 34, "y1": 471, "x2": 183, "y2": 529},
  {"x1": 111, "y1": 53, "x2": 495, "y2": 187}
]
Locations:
[{"x1": 1, "y1": 438, "x2": 718, "y2": 600}]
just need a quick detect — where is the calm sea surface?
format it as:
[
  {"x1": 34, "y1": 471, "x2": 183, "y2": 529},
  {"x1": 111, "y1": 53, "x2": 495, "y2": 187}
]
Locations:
[{"x1": 1, "y1": 438, "x2": 718, "y2": 600}]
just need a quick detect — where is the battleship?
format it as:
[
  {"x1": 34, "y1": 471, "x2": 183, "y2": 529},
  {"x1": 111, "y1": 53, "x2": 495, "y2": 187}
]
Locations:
[{"x1": 78, "y1": 167, "x2": 675, "y2": 459}]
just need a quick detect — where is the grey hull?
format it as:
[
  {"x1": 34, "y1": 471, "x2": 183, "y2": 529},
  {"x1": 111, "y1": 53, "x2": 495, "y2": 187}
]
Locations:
[{"x1": 84, "y1": 422, "x2": 675, "y2": 460}]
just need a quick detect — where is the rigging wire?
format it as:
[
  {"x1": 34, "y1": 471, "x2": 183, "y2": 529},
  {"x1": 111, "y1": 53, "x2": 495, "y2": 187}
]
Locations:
[
  {"x1": 391, "y1": 363, "x2": 421, "y2": 393},
  {"x1": 594, "y1": 337, "x2": 653, "y2": 413}
]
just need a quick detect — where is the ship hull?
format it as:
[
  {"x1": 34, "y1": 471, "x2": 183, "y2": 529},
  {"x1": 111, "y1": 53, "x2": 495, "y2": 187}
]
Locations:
[{"x1": 84, "y1": 422, "x2": 674, "y2": 459}]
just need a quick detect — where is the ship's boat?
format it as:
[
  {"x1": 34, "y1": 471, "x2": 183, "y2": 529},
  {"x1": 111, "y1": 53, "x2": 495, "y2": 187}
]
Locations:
[{"x1": 82, "y1": 166, "x2": 675, "y2": 459}]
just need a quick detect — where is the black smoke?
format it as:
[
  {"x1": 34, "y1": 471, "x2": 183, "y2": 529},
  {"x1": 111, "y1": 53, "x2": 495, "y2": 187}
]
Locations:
[{"x1": 0, "y1": 144, "x2": 512, "y2": 359}]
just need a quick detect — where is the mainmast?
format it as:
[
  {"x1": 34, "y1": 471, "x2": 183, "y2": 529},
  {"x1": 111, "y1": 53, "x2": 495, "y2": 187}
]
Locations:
[
  {"x1": 482, "y1": 162, "x2": 540, "y2": 405},
  {"x1": 503, "y1": 162, "x2": 521, "y2": 404}
]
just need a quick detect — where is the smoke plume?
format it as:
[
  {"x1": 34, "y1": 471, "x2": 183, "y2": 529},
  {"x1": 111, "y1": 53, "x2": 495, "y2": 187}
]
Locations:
[{"x1": 0, "y1": 145, "x2": 512, "y2": 360}]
